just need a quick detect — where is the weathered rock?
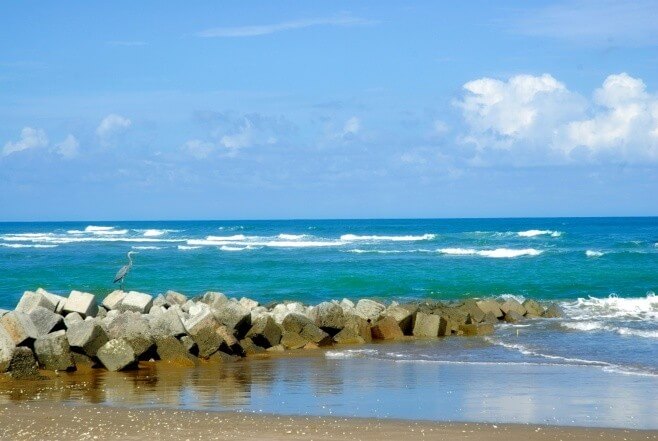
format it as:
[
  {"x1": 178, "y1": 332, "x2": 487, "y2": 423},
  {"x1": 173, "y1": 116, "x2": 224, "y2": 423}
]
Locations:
[
  {"x1": 67, "y1": 321, "x2": 109, "y2": 357},
  {"x1": 476, "y1": 300, "x2": 504, "y2": 318},
  {"x1": 201, "y1": 291, "x2": 228, "y2": 309},
  {"x1": 34, "y1": 330, "x2": 75, "y2": 371},
  {"x1": 16, "y1": 291, "x2": 57, "y2": 314},
  {"x1": 382, "y1": 305, "x2": 415, "y2": 335},
  {"x1": 504, "y1": 310, "x2": 524, "y2": 323},
  {"x1": 280, "y1": 331, "x2": 308, "y2": 349},
  {"x1": 500, "y1": 298, "x2": 527, "y2": 316},
  {"x1": 96, "y1": 338, "x2": 136, "y2": 371},
  {"x1": 180, "y1": 335, "x2": 197, "y2": 355},
  {"x1": 0, "y1": 326, "x2": 16, "y2": 373},
  {"x1": 154, "y1": 336, "x2": 195, "y2": 365},
  {"x1": 152, "y1": 294, "x2": 168, "y2": 309},
  {"x1": 355, "y1": 299, "x2": 386, "y2": 322},
  {"x1": 245, "y1": 315, "x2": 282, "y2": 348},
  {"x1": 165, "y1": 290, "x2": 188, "y2": 306},
  {"x1": 311, "y1": 302, "x2": 345, "y2": 333},
  {"x1": 9, "y1": 347, "x2": 41, "y2": 379},
  {"x1": 438, "y1": 316, "x2": 459, "y2": 336},
  {"x1": 458, "y1": 300, "x2": 486, "y2": 323},
  {"x1": 102, "y1": 290, "x2": 126, "y2": 310},
  {"x1": 0, "y1": 309, "x2": 8, "y2": 318},
  {"x1": 333, "y1": 326, "x2": 365, "y2": 344},
  {"x1": 542, "y1": 303, "x2": 562, "y2": 318},
  {"x1": 184, "y1": 308, "x2": 218, "y2": 336},
  {"x1": 72, "y1": 352, "x2": 94, "y2": 367},
  {"x1": 333, "y1": 313, "x2": 371, "y2": 344},
  {"x1": 282, "y1": 313, "x2": 331, "y2": 345},
  {"x1": 118, "y1": 291, "x2": 153, "y2": 314},
  {"x1": 191, "y1": 326, "x2": 222, "y2": 358},
  {"x1": 37, "y1": 288, "x2": 67, "y2": 314},
  {"x1": 371, "y1": 316, "x2": 404, "y2": 340},
  {"x1": 29, "y1": 306, "x2": 63, "y2": 336},
  {"x1": 239, "y1": 337, "x2": 266, "y2": 355},
  {"x1": 212, "y1": 301, "x2": 251, "y2": 335},
  {"x1": 239, "y1": 297, "x2": 259, "y2": 310},
  {"x1": 523, "y1": 299, "x2": 544, "y2": 317},
  {"x1": 149, "y1": 309, "x2": 186, "y2": 337},
  {"x1": 1, "y1": 311, "x2": 39, "y2": 345},
  {"x1": 266, "y1": 344, "x2": 285, "y2": 352},
  {"x1": 481, "y1": 311, "x2": 499, "y2": 324},
  {"x1": 413, "y1": 312, "x2": 441, "y2": 338},
  {"x1": 63, "y1": 312, "x2": 83, "y2": 329},
  {"x1": 339, "y1": 298, "x2": 355, "y2": 309},
  {"x1": 63, "y1": 291, "x2": 98, "y2": 317},
  {"x1": 106, "y1": 313, "x2": 153, "y2": 357},
  {"x1": 459, "y1": 322, "x2": 494, "y2": 336}
]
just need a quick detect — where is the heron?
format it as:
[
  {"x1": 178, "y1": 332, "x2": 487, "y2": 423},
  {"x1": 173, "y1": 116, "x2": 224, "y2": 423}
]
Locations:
[{"x1": 114, "y1": 251, "x2": 137, "y2": 289}]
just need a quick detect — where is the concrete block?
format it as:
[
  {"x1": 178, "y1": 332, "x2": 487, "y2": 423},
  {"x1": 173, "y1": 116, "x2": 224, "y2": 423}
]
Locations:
[
  {"x1": 117, "y1": 291, "x2": 153, "y2": 314},
  {"x1": 1, "y1": 311, "x2": 39, "y2": 345},
  {"x1": 66, "y1": 321, "x2": 109, "y2": 357},
  {"x1": 63, "y1": 291, "x2": 98, "y2": 318},
  {"x1": 97, "y1": 338, "x2": 136, "y2": 371},
  {"x1": 34, "y1": 330, "x2": 75, "y2": 371}
]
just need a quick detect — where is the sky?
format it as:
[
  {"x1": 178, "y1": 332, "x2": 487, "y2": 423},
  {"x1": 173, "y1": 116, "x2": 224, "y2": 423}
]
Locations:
[{"x1": 1, "y1": 0, "x2": 658, "y2": 221}]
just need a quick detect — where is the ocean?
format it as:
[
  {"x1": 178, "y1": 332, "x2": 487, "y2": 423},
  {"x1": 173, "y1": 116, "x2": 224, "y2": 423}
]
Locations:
[{"x1": 1, "y1": 217, "x2": 657, "y2": 412}]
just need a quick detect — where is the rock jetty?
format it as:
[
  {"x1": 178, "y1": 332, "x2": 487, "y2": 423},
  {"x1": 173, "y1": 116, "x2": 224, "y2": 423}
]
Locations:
[{"x1": 0, "y1": 288, "x2": 561, "y2": 376}]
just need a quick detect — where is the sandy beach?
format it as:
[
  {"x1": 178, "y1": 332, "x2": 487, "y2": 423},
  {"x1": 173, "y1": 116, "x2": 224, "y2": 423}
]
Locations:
[{"x1": 1, "y1": 402, "x2": 656, "y2": 441}]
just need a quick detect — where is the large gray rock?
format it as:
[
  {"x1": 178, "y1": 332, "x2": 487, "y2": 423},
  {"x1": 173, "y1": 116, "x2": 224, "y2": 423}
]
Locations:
[
  {"x1": 280, "y1": 331, "x2": 308, "y2": 349},
  {"x1": 15, "y1": 290, "x2": 57, "y2": 314},
  {"x1": 212, "y1": 301, "x2": 251, "y2": 335},
  {"x1": 201, "y1": 291, "x2": 228, "y2": 309},
  {"x1": 523, "y1": 299, "x2": 544, "y2": 317},
  {"x1": 165, "y1": 290, "x2": 188, "y2": 306},
  {"x1": 333, "y1": 314, "x2": 371, "y2": 344},
  {"x1": 355, "y1": 299, "x2": 386, "y2": 322},
  {"x1": 63, "y1": 291, "x2": 98, "y2": 317},
  {"x1": 183, "y1": 309, "x2": 221, "y2": 358},
  {"x1": 34, "y1": 330, "x2": 75, "y2": 371},
  {"x1": 1, "y1": 311, "x2": 39, "y2": 345},
  {"x1": 458, "y1": 300, "x2": 486, "y2": 323},
  {"x1": 29, "y1": 306, "x2": 63, "y2": 336},
  {"x1": 438, "y1": 316, "x2": 459, "y2": 336},
  {"x1": 117, "y1": 291, "x2": 153, "y2": 314},
  {"x1": 97, "y1": 338, "x2": 136, "y2": 371},
  {"x1": 154, "y1": 336, "x2": 195, "y2": 364},
  {"x1": 476, "y1": 300, "x2": 504, "y2": 318},
  {"x1": 245, "y1": 315, "x2": 282, "y2": 348},
  {"x1": 64, "y1": 312, "x2": 84, "y2": 329},
  {"x1": 106, "y1": 313, "x2": 153, "y2": 357},
  {"x1": 382, "y1": 304, "x2": 415, "y2": 335},
  {"x1": 500, "y1": 298, "x2": 527, "y2": 316},
  {"x1": 38, "y1": 289, "x2": 67, "y2": 314},
  {"x1": 67, "y1": 321, "x2": 109, "y2": 357},
  {"x1": 371, "y1": 316, "x2": 404, "y2": 340},
  {"x1": 459, "y1": 322, "x2": 494, "y2": 336},
  {"x1": 149, "y1": 309, "x2": 186, "y2": 337},
  {"x1": 9, "y1": 346, "x2": 41, "y2": 379},
  {"x1": 102, "y1": 290, "x2": 126, "y2": 310},
  {"x1": 239, "y1": 297, "x2": 259, "y2": 310},
  {"x1": 413, "y1": 312, "x2": 440, "y2": 337},
  {"x1": 184, "y1": 308, "x2": 217, "y2": 336},
  {"x1": 542, "y1": 303, "x2": 562, "y2": 318},
  {"x1": 282, "y1": 313, "x2": 331, "y2": 345},
  {"x1": 0, "y1": 326, "x2": 16, "y2": 373},
  {"x1": 504, "y1": 310, "x2": 524, "y2": 323},
  {"x1": 311, "y1": 302, "x2": 345, "y2": 332}
]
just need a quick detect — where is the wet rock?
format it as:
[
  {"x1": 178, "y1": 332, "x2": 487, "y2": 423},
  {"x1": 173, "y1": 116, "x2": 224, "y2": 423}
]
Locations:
[
  {"x1": 476, "y1": 300, "x2": 504, "y2": 318},
  {"x1": 500, "y1": 298, "x2": 527, "y2": 316},
  {"x1": 28, "y1": 306, "x2": 63, "y2": 336},
  {"x1": 504, "y1": 310, "x2": 524, "y2": 323},
  {"x1": 34, "y1": 330, "x2": 75, "y2": 371},
  {"x1": 382, "y1": 304, "x2": 415, "y2": 335},
  {"x1": 280, "y1": 331, "x2": 308, "y2": 349},
  {"x1": 458, "y1": 300, "x2": 486, "y2": 323},
  {"x1": 16, "y1": 290, "x2": 57, "y2": 314},
  {"x1": 67, "y1": 321, "x2": 109, "y2": 357},
  {"x1": 245, "y1": 315, "x2": 282, "y2": 348},
  {"x1": 311, "y1": 302, "x2": 345, "y2": 333},
  {"x1": 282, "y1": 313, "x2": 331, "y2": 345},
  {"x1": 149, "y1": 309, "x2": 186, "y2": 337},
  {"x1": 0, "y1": 326, "x2": 16, "y2": 373},
  {"x1": 239, "y1": 337, "x2": 266, "y2": 355},
  {"x1": 154, "y1": 336, "x2": 195, "y2": 364},
  {"x1": 413, "y1": 312, "x2": 441, "y2": 337},
  {"x1": 191, "y1": 326, "x2": 222, "y2": 358},
  {"x1": 72, "y1": 352, "x2": 94, "y2": 367},
  {"x1": 355, "y1": 299, "x2": 386, "y2": 322},
  {"x1": 212, "y1": 301, "x2": 251, "y2": 336},
  {"x1": 117, "y1": 291, "x2": 153, "y2": 314},
  {"x1": 333, "y1": 314, "x2": 371, "y2": 344},
  {"x1": 481, "y1": 311, "x2": 499, "y2": 324},
  {"x1": 101, "y1": 290, "x2": 126, "y2": 310},
  {"x1": 542, "y1": 303, "x2": 562, "y2": 318},
  {"x1": 97, "y1": 338, "x2": 136, "y2": 372},
  {"x1": 523, "y1": 299, "x2": 544, "y2": 317},
  {"x1": 63, "y1": 291, "x2": 98, "y2": 318},
  {"x1": 371, "y1": 316, "x2": 404, "y2": 340},
  {"x1": 459, "y1": 322, "x2": 494, "y2": 336},
  {"x1": 9, "y1": 347, "x2": 42, "y2": 380},
  {"x1": 1, "y1": 311, "x2": 39, "y2": 345},
  {"x1": 438, "y1": 316, "x2": 459, "y2": 336},
  {"x1": 180, "y1": 335, "x2": 197, "y2": 355}
]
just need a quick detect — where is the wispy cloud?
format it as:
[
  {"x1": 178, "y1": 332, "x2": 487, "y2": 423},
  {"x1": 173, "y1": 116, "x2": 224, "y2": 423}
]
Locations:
[
  {"x1": 197, "y1": 14, "x2": 376, "y2": 38},
  {"x1": 106, "y1": 41, "x2": 148, "y2": 47},
  {"x1": 2, "y1": 127, "x2": 48, "y2": 157}
]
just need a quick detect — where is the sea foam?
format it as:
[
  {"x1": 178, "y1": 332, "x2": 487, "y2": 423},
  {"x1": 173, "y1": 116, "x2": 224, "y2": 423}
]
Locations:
[
  {"x1": 517, "y1": 229, "x2": 562, "y2": 238},
  {"x1": 438, "y1": 248, "x2": 543, "y2": 258},
  {"x1": 340, "y1": 233, "x2": 436, "y2": 242},
  {"x1": 561, "y1": 293, "x2": 658, "y2": 321},
  {"x1": 585, "y1": 250, "x2": 604, "y2": 257}
]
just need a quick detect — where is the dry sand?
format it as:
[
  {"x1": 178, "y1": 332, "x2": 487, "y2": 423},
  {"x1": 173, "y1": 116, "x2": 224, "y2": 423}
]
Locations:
[{"x1": 0, "y1": 402, "x2": 656, "y2": 441}]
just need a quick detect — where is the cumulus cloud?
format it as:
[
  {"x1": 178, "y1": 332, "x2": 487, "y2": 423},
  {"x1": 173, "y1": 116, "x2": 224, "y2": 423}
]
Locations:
[
  {"x1": 54, "y1": 134, "x2": 80, "y2": 159},
  {"x1": 456, "y1": 72, "x2": 658, "y2": 163},
  {"x1": 183, "y1": 139, "x2": 215, "y2": 159},
  {"x1": 97, "y1": 114, "x2": 132, "y2": 146},
  {"x1": 2, "y1": 127, "x2": 48, "y2": 156}
]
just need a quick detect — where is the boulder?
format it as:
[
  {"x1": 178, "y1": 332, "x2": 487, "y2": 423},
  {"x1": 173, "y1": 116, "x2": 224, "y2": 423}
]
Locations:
[
  {"x1": 311, "y1": 302, "x2": 345, "y2": 333},
  {"x1": 101, "y1": 290, "x2": 126, "y2": 310},
  {"x1": 476, "y1": 300, "x2": 504, "y2": 318},
  {"x1": 34, "y1": 330, "x2": 75, "y2": 371},
  {"x1": 67, "y1": 321, "x2": 109, "y2": 357},
  {"x1": 15, "y1": 290, "x2": 57, "y2": 314},
  {"x1": 481, "y1": 311, "x2": 499, "y2": 324},
  {"x1": 0, "y1": 326, "x2": 16, "y2": 373},
  {"x1": 334, "y1": 314, "x2": 371, "y2": 344},
  {"x1": 63, "y1": 291, "x2": 98, "y2": 317},
  {"x1": 184, "y1": 308, "x2": 218, "y2": 336},
  {"x1": 382, "y1": 305, "x2": 415, "y2": 335},
  {"x1": 459, "y1": 323, "x2": 494, "y2": 336},
  {"x1": 355, "y1": 299, "x2": 386, "y2": 321},
  {"x1": 413, "y1": 312, "x2": 440, "y2": 338},
  {"x1": 500, "y1": 298, "x2": 527, "y2": 316},
  {"x1": 523, "y1": 299, "x2": 544, "y2": 317},
  {"x1": 458, "y1": 300, "x2": 486, "y2": 323},
  {"x1": 117, "y1": 291, "x2": 153, "y2": 314},
  {"x1": 201, "y1": 291, "x2": 228, "y2": 309},
  {"x1": 106, "y1": 313, "x2": 153, "y2": 357},
  {"x1": 280, "y1": 331, "x2": 308, "y2": 349},
  {"x1": 339, "y1": 298, "x2": 355, "y2": 309},
  {"x1": 371, "y1": 316, "x2": 404, "y2": 340},
  {"x1": 63, "y1": 312, "x2": 84, "y2": 328},
  {"x1": 542, "y1": 303, "x2": 562, "y2": 318},
  {"x1": 9, "y1": 347, "x2": 41, "y2": 380},
  {"x1": 149, "y1": 309, "x2": 186, "y2": 337},
  {"x1": 191, "y1": 326, "x2": 222, "y2": 358},
  {"x1": 96, "y1": 338, "x2": 136, "y2": 371},
  {"x1": 238, "y1": 337, "x2": 266, "y2": 355},
  {"x1": 212, "y1": 301, "x2": 251, "y2": 335},
  {"x1": 438, "y1": 316, "x2": 459, "y2": 336},
  {"x1": 37, "y1": 288, "x2": 67, "y2": 314},
  {"x1": 154, "y1": 336, "x2": 195, "y2": 364},
  {"x1": 282, "y1": 313, "x2": 331, "y2": 345},
  {"x1": 180, "y1": 335, "x2": 198, "y2": 355},
  {"x1": 1, "y1": 311, "x2": 39, "y2": 345},
  {"x1": 165, "y1": 290, "x2": 188, "y2": 306},
  {"x1": 239, "y1": 297, "x2": 259, "y2": 310},
  {"x1": 333, "y1": 326, "x2": 365, "y2": 344},
  {"x1": 28, "y1": 306, "x2": 63, "y2": 336},
  {"x1": 245, "y1": 315, "x2": 282, "y2": 348},
  {"x1": 152, "y1": 294, "x2": 168, "y2": 309},
  {"x1": 504, "y1": 310, "x2": 524, "y2": 323}
]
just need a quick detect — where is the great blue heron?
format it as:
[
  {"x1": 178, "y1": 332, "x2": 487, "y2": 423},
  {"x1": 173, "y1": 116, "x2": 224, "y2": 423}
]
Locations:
[{"x1": 114, "y1": 251, "x2": 137, "y2": 289}]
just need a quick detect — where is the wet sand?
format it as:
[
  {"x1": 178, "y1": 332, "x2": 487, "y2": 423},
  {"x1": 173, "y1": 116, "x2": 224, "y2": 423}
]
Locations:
[{"x1": 0, "y1": 401, "x2": 656, "y2": 441}]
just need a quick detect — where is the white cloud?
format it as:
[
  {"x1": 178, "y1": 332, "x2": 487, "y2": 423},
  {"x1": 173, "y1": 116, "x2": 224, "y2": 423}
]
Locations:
[
  {"x1": 2, "y1": 127, "x2": 48, "y2": 156},
  {"x1": 55, "y1": 134, "x2": 80, "y2": 159},
  {"x1": 455, "y1": 72, "x2": 658, "y2": 163},
  {"x1": 342, "y1": 116, "x2": 361, "y2": 137},
  {"x1": 183, "y1": 139, "x2": 215, "y2": 159},
  {"x1": 197, "y1": 15, "x2": 375, "y2": 38},
  {"x1": 97, "y1": 114, "x2": 132, "y2": 146}
]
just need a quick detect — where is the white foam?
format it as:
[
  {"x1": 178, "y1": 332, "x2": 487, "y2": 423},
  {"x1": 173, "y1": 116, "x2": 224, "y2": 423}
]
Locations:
[
  {"x1": 219, "y1": 245, "x2": 257, "y2": 252},
  {"x1": 585, "y1": 250, "x2": 604, "y2": 257},
  {"x1": 615, "y1": 327, "x2": 658, "y2": 339},
  {"x1": 560, "y1": 293, "x2": 658, "y2": 321},
  {"x1": 517, "y1": 229, "x2": 562, "y2": 238},
  {"x1": 131, "y1": 246, "x2": 162, "y2": 250},
  {"x1": 177, "y1": 245, "x2": 201, "y2": 251},
  {"x1": 206, "y1": 234, "x2": 248, "y2": 241},
  {"x1": 325, "y1": 349, "x2": 379, "y2": 359},
  {"x1": 140, "y1": 229, "x2": 177, "y2": 237},
  {"x1": 561, "y1": 321, "x2": 606, "y2": 332},
  {"x1": 84, "y1": 226, "x2": 115, "y2": 232},
  {"x1": 438, "y1": 248, "x2": 543, "y2": 258},
  {"x1": 277, "y1": 234, "x2": 308, "y2": 240},
  {"x1": 340, "y1": 233, "x2": 436, "y2": 242},
  {"x1": 0, "y1": 243, "x2": 58, "y2": 249}
]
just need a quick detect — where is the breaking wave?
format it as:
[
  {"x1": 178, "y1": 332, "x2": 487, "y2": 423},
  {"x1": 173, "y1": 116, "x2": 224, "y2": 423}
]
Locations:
[
  {"x1": 560, "y1": 293, "x2": 658, "y2": 321},
  {"x1": 340, "y1": 233, "x2": 436, "y2": 242},
  {"x1": 517, "y1": 229, "x2": 562, "y2": 238},
  {"x1": 585, "y1": 250, "x2": 604, "y2": 257},
  {"x1": 437, "y1": 248, "x2": 543, "y2": 258}
]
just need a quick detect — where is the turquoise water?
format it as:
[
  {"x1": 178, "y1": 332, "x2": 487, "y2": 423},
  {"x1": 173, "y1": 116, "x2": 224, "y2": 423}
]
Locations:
[{"x1": 1, "y1": 218, "x2": 656, "y2": 305}]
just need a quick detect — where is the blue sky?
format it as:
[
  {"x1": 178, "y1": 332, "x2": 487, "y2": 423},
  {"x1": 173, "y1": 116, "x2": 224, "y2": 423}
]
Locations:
[{"x1": 1, "y1": 1, "x2": 658, "y2": 220}]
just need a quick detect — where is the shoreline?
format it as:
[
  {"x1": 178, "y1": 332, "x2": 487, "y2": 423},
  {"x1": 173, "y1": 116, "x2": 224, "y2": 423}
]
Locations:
[{"x1": 1, "y1": 401, "x2": 656, "y2": 441}]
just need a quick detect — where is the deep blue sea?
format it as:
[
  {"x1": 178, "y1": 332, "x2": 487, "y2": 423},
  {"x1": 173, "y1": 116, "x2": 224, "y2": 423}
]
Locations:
[{"x1": 1, "y1": 217, "x2": 657, "y2": 395}]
